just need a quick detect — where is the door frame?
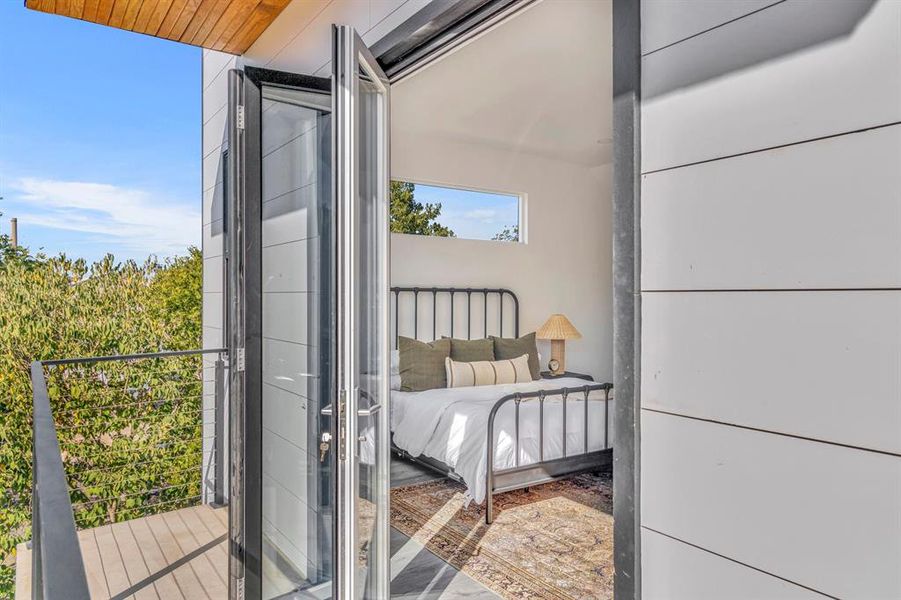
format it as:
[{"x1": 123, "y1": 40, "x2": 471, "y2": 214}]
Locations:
[
  {"x1": 228, "y1": 66, "x2": 334, "y2": 600},
  {"x1": 333, "y1": 24, "x2": 393, "y2": 600},
  {"x1": 368, "y1": 1, "x2": 643, "y2": 597},
  {"x1": 227, "y1": 0, "x2": 643, "y2": 597}
]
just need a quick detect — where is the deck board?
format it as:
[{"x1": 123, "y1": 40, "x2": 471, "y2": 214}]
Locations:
[
  {"x1": 128, "y1": 518, "x2": 185, "y2": 600},
  {"x1": 94, "y1": 521, "x2": 133, "y2": 597},
  {"x1": 15, "y1": 505, "x2": 227, "y2": 599},
  {"x1": 79, "y1": 529, "x2": 112, "y2": 599},
  {"x1": 110, "y1": 520, "x2": 159, "y2": 600},
  {"x1": 165, "y1": 509, "x2": 228, "y2": 596}
]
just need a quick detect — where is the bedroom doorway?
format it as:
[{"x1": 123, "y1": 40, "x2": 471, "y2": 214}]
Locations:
[
  {"x1": 225, "y1": 0, "x2": 635, "y2": 598},
  {"x1": 385, "y1": 0, "x2": 617, "y2": 597}
]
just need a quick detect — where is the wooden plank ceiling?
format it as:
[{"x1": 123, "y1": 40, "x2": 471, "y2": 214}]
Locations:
[{"x1": 24, "y1": 0, "x2": 293, "y2": 55}]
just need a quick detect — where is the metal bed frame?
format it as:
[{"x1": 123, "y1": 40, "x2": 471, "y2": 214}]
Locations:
[{"x1": 390, "y1": 286, "x2": 614, "y2": 523}]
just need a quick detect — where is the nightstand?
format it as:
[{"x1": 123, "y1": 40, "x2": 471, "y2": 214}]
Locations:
[{"x1": 540, "y1": 371, "x2": 594, "y2": 382}]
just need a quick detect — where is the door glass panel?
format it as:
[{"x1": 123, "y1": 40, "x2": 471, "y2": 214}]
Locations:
[
  {"x1": 335, "y1": 25, "x2": 391, "y2": 599},
  {"x1": 355, "y1": 64, "x2": 389, "y2": 600},
  {"x1": 260, "y1": 85, "x2": 334, "y2": 599}
]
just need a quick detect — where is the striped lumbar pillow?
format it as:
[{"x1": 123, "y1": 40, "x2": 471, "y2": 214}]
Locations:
[{"x1": 445, "y1": 353, "x2": 532, "y2": 388}]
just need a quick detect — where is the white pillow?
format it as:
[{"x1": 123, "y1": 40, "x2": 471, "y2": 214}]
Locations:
[
  {"x1": 390, "y1": 350, "x2": 400, "y2": 376},
  {"x1": 445, "y1": 353, "x2": 532, "y2": 388}
]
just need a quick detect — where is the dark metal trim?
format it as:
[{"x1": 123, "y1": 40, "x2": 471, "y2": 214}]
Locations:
[
  {"x1": 227, "y1": 67, "x2": 254, "y2": 600},
  {"x1": 30, "y1": 361, "x2": 91, "y2": 600},
  {"x1": 235, "y1": 64, "x2": 337, "y2": 598},
  {"x1": 241, "y1": 68, "x2": 264, "y2": 600},
  {"x1": 390, "y1": 286, "x2": 519, "y2": 348},
  {"x1": 371, "y1": 0, "x2": 534, "y2": 79},
  {"x1": 213, "y1": 356, "x2": 227, "y2": 506},
  {"x1": 244, "y1": 66, "x2": 331, "y2": 93},
  {"x1": 612, "y1": 0, "x2": 642, "y2": 598}
]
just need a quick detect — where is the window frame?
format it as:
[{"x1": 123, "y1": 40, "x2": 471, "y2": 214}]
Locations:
[{"x1": 389, "y1": 177, "x2": 527, "y2": 244}]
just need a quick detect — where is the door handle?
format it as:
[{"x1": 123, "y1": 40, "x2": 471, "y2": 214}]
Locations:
[
  {"x1": 357, "y1": 403, "x2": 382, "y2": 417},
  {"x1": 321, "y1": 401, "x2": 382, "y2": 417}
]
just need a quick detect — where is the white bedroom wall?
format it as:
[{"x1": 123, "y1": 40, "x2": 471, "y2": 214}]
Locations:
[
  {"x1": 390, "y1": 134, "x2": 614, "y2": 382},
  {"x1": 640, "y1": 1, "x2": 901, "y2": 598},
  {"x1": 388, "y1": 0, "x2": 613, "y2": 382}
]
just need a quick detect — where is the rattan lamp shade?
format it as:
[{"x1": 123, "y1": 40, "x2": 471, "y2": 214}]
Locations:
[
  {"x1": 537, "y1": 314, "x2": 582, "y2": 340},
  {"x1": 536, "y1": 314, "x2": 581, "y2": 375}
]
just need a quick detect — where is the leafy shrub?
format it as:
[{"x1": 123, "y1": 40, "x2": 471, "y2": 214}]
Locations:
[{"x1": 0, "y1": 237, "x2": 201, "y2": 597}]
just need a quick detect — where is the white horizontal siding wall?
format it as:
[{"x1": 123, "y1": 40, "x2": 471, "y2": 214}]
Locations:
[
  {"x1": 640, "y1": 1, "x2": 901, "y2": 598},
  {"x1": 201, "y1": 47, "x2": 236, "y2": 504}
]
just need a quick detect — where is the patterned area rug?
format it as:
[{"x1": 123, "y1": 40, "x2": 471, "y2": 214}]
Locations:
[{"x1": 390, "y1": 472, "x2": 614, "y2": 600}]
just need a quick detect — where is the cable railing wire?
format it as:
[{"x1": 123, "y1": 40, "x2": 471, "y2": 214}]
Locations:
[
  {"x1": 31, "y1": 348, "x2": 226, "y2": 599},
  {"x1": 53, "y1": 394, "x2": 204, "y2": 416}
]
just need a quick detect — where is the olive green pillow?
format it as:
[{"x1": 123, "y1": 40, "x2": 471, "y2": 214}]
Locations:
[
  {"x1": 398, "y1": 336, "x2": 451, "y2": 392},
  {"x1": 442, "y1": 337, "x2": 496, "y2": 362},
  {"x1": 491, "y1": 332, "x2": 540, "y2": 380}
]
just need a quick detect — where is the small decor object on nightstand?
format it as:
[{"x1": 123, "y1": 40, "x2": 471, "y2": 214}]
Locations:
[{"x1": 536, "y1": 313, "x2": 582, "y2": 375}]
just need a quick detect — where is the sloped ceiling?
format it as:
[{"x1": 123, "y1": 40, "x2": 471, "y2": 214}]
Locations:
[{"x1": 393, "y1": 0, "x2": 613, "y2": 167}]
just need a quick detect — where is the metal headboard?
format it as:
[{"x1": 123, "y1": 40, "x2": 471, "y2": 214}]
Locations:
[{"x1": 391, "y1": 286, "x2": 519, "y2": 349}]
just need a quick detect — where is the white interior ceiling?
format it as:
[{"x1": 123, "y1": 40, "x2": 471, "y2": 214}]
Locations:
[{"x1": 392, "y1": 0, "x2": 613, "y2": 167}]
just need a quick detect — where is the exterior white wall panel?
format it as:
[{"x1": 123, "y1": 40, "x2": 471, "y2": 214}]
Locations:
[
  {"x1": 641, "y1": 411, "x2": 901, "y2": 600},
  {"x1": 640, "y1": 1, "x2": 901, "y2": 597},
  {"x1": 642, "y1": 0, "x2": 901, "y2": 172},
  {"x1": 640, "y1": 0, "x2": 780, "y2": 54},
  {"x1": 641, "y1": 529, "x2": 821, "y2": 600},
  {"x1": 642, "y1": 124, "x2": 901, "y2": 290},
  {"x1": 642, "y1": 291, "x2": 901, "y2": 454}
]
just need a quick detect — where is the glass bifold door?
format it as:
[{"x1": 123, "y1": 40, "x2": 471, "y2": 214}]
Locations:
[{"x1": 227, "y1": 26, "x2": 390, "y2": 600}]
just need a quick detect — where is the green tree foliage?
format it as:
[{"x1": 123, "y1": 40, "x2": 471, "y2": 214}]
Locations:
[
  {"x1": 149, "y1": 247, "x2": 203, "y2": 349},
  {"x1": 389, "y1": 181, "x2": 455, "y2": 237},
  {"x1": 491, "y1": 224, "x2": 519, "y2": 242},
  {"x1": 0, "y1": 239, "x2": 202, "y2": 597}
]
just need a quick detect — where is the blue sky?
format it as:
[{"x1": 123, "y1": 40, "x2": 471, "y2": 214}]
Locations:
[
  {"x1": 0, "y1": 3, "x2": 200, "y2": 263},
  {"x1": 411, "y1": 183, "x2": 520, "y2": 241}
]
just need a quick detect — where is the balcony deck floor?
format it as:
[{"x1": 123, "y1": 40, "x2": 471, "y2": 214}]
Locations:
[
  {"x1": 17, "y1": 460, "x2": 496, "y2": 599},
  {"x1": 16, "y1": 505, "x2": 228, "y2": 600}
]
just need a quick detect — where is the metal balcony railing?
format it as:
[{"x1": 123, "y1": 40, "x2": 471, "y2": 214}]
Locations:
[{"x1": 29, "y1": 349, "x2": 227, "y2": 600}]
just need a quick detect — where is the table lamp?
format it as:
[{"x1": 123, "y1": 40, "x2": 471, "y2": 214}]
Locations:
[{"x1": 536, "y1": 314, "x2": 582, "y2": 375}]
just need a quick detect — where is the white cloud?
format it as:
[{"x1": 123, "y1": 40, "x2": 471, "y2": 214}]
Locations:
[
  {"x1": 461, "y1": 208, "x2": 499, "y2": 223},
  {"x1": 9, "y1": 178, "x2": 200, "y2": 258}
]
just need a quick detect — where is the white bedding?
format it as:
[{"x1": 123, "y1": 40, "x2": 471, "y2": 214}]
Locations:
[{"x1": 391, "y1": 377, "x2": 612, "y2": 504}]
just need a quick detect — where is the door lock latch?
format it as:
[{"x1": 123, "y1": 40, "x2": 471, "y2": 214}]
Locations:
[{"x1": 319, "y1": 432, "x2": 332, "y2": 462}]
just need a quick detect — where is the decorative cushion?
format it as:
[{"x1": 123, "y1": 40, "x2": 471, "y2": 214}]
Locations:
[
  {"x1": 491, "y1": 332, "x2": 540, "y2": 380},
  {"x1": 389, "y1": 350, "x2": 402, "y2": 390},
  {"x1": 445, "y1": 354, "x2": 532, "y2": 388},
  {"x1": 442, "y1": 337, "x2": 496, "y2": 362},
  {"x1": 398, "y1": 337, "x2": 451, "y2": 392}
]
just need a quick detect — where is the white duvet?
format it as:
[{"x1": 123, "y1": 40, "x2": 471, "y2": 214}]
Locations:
[{"x1": 391, "y1": 378, "x2": 612, "y2": 504}]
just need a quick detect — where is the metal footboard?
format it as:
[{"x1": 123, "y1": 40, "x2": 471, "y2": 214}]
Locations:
[{"x1": 485, "y1": 383, "x2": 613, "y2": 523}]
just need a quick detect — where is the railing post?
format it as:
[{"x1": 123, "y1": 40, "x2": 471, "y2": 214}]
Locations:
[
  {"x1": 213, "y1": 355, "x2": 227, "y2": 507},
  {"x1": 32, "y1": 427, "x2": 40, "y2": 600},
  {"x1": 30, "y1": 361, "x2": 90, "y2": 600}
]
